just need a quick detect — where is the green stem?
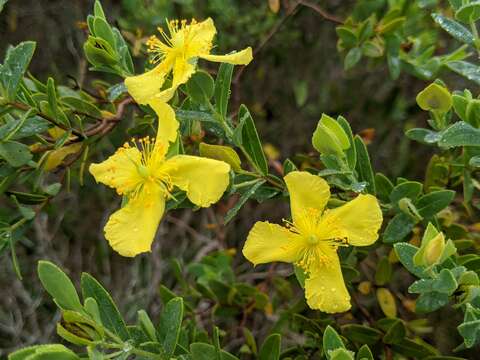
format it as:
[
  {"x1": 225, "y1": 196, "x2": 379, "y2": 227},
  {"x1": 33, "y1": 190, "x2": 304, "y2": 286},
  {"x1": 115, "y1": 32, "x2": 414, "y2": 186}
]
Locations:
[{"x1": 470, "y1": 21, "x2": 480, "y2": 58}]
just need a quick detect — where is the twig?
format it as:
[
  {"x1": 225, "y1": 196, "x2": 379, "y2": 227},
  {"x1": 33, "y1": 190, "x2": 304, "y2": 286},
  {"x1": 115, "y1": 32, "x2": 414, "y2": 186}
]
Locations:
[
  {"x1": 30, "y1": 97, "x2": 134, "y2": 154},
  {"x1": 298, "y1": 0, "x2": 344, "y2": 24}
]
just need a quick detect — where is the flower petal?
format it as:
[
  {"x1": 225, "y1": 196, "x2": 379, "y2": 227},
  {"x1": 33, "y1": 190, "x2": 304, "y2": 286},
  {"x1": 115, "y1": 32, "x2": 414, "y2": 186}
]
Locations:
[
  {"x1": 284, "y1": 171, "x2": 330, "y2": 225},
  {"x1": 163, "y1": 155, "x2": 230, "y2": 207},
  {"x1": 243, "y1": 221, "x2": 304, "y2": 266},
  {"x1": 104, "y1": 183, "x2": 165, "y2": 257},
  {"x1": 124, "y1": 63, "x2": 169, "y2": 104},
  {"x1": 172, "y1": 56, "x2": 197, "y2": 88},
  {"x1": 323, "y1": 194, "x2": 383, "y2": 246},
  {"x1": 183, "y1": 18, "x2": 217, "y2": 59},
  {"x1": 304, "y1": 252, "x2": 351, "y2": 313},
  {"x1": 148, "y1": 100, "x2": 179, "y2": 151},
  {"x1": 89, "y1": 147, "x2": 142, "y2": 195},
  {"x1": 199, "y1": 47, "x2": 253, "y2": 65}
]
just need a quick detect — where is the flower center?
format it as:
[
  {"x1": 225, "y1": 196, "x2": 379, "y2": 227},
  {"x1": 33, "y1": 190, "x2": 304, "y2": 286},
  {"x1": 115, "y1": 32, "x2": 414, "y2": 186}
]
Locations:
[{"x1": 307, "y1": 234, "x2": 320, "y2": 245}]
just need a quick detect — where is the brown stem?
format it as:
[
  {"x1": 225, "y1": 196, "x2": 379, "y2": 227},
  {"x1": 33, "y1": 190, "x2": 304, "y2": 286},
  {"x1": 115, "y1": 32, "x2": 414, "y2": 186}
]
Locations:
[
  {"x1": 298, "y1": 0, "x2": 344, "y2": 24},
  {"x1": 30, "y1": 97, "x2": 134, "y2": 154}
]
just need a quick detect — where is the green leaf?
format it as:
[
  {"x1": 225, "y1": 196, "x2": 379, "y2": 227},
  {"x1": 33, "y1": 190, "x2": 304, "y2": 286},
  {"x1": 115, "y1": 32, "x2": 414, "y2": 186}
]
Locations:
[
  {"x1": 336, "y1": 26, "x2": 357, "y2": 48},
  {"x1": 330, "y1": 348, "x2": 355, "y2": 360},
  {"x1": 8, "y1": 344, "x2": 79, "y2": 360},
  {"x1": 37, "y1": 261, "x2": 84, "y2": 312},
  {"x1": 0, "y1": 41, "x2": 36, "y2": 101},
  {"x1": 344, "y1": 47, "x2": 362, "y2": 70},
  {"x1": 190, "y1": 343, "x2": 239, "y2": 360},
  {"x1": 439, "y1": 121, "x2": 480, "y2": 148},
  {"x1": 0, "y1": 0, "x2": 8, "y2": 13},
  {"x1": 405, "y1": 128, "x2": 441, "y2": 144},
  {"x1": 337, "y1": 116, "x2": 356, "y2": 169},
  {"x1": 417, "y1": 190, "x2": 455, "y2": 217},
  {"x1": 186, "y1": 71, "x2": 215, "y2": 103},
  {"x1": 381, "y1": 318, "x2": 406, "y2": 344},
  {"x1": 137, "y1": 310, "x2": 157, "y2": 342},
  {"x1": 356, "y1": 344, "x2": 374, "y2": 360},
  {"x1": 93, "y1": 0, "x2": 106, "y2": 20},
  {"x1": 391, "y1": 338, "x2": 437, "y2": 358},
  {"x1": 93, "y1": 17, "x2": 116, "y2": 50},
  {"x1": 432, "y1": 13, "x2": 474, "y2": 45},
  {"x1": 341, "y1": 324, "x2": 382, "y2": 345},
  {"x1": 80, "y1": 272, "x2": 129, "y2": 341},
  {"x1": 214, "y1": 63, "x2": 234, "y2": 119},
  {"x1": 0, "y1": 141, "x2": 32, "y2": 167},
  {"x1": 0, "y1": 115, "x2": 50, "y2": 140},
  {"x1": 234, "y1": 105, "x2": 268, "y2": 175},
  {"x1": 415, "y1": 291, "x2": 449, "y2": 313},
  {"x1": 383, "y1": 213, "x2": 416, "y2": 244},
  {"x1": 225, "y1": 179, "x2": 265, "y2": 224},
  {"x1": 62, "y1": 97, "x2": 102, "y2": 119},
  {"x1": 389, "y1": 181, "x2": 423, "y2": 205},
  {"x1": 259, "y1": 333, "x2": 281, "y2": 360},
  {"x1": 456, "y1": 2, "x2": 480, "y2": 23},
  {"x1": 394, "y1": 243, "x2": 426, "y2": 277},
  {"x1": 157, "y1": 297, "x2": 184, "y2": 357},
  {"x1": 323, "y1": 325, "x2": 345, "y2": 358},
  {"x1": 354, "y1": 135, "x2": 375, "y2": 194},
  {"x1": 375, "y1": 173, "x2": 393, "y2": 202},
  {"x1": 199, "y1": 142, "x2": 241, "y2": 171},
  {"x1": 447, "y1": 61, "x2": 480, "y2": 85},
  {"x1": 375, "y1": 257, "x2": 392, "y2": 286}
]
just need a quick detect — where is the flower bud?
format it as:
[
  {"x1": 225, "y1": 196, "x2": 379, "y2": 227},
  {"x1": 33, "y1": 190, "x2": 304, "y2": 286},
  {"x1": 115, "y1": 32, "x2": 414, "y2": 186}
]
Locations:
[
  {"x1": 423, "y1": 232, "x2": 445, "y2": 266},
  {"x1": 312, "y1": 114, "x2": 350, "y2": 156}
]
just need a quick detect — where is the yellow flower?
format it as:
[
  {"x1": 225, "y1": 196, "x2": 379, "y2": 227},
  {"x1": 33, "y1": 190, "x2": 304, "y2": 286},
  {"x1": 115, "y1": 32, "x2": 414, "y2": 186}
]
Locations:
[
  {"x1": 125, "y1": 18, "x2": 253, "y2": 105},
  {"x1": 89, "y1": 102, "x2": 230, "y2": 257},
  {"x1": 242, "y1": 171, "x2": 383, "y2": 313}
]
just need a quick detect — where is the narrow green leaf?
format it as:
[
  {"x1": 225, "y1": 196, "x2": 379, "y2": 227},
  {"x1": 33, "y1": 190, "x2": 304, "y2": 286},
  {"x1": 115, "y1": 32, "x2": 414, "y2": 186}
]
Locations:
[
  {"x1": 80, "y1": 272, "x2": 129, "y2": 341},
  {"x1": 214, "y1": 63, "x2": 234, "y2": 119},
  {"x1": 344, "y1": 47, "x2": 362, "y2": 70},
  {"x1": 225, "y1": 180, "x2": 265, "y2": 224},
  {"x1": 157, "y1": 297, "x2": 184, "y2": 357},
  {"x1": 234, "y1": 105, "x2": 268, "y2": 175},
  {"x1": 432, "y1": 13, "x2": 474, "y2": 45},
  {"x1": 354, "y1": 135, "x2": 375, "y2": 194}
]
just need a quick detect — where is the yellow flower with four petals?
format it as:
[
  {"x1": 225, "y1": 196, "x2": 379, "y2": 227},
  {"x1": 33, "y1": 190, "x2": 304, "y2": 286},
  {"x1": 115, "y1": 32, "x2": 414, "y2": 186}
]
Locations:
[
  {"x1": 89, "y1": 102, "x2": 231, "y2": 257},
  {"x1": 124, "y1": 18, "x2": 253, "y2": 105},
  {"x1": 242, "y1": 171, "x2": 383, "y2": 313}
]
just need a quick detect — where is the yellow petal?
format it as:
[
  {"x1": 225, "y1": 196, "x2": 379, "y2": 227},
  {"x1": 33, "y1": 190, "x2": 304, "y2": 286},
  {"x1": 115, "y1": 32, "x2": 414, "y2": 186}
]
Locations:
[
  {"x1": 304, "y1": 251, "x2": 351, "y2": 313},
  {"x1": 89, "y1": 147, "x2": 142, "y2": 195},
  {"x1": 148, "y1": 100, "x2": 179, "y2": 151},
  {"x1": 243, "y1": 221, "x2": 304, "y2": 266},
  {"x1": 104, "y1": 183, "x2": 165, "y2": 257},
  {"x1": 124, "y1": 58, "x2": 173, "y2": 104},
  {"x1": 323, "y1": 194, "x2": 382, "y2": 246},
  {"x1": 199, "y1": 47, "x2": 253, "y2": 65},
  {"x1": 183, "y1": 18, "x2": 217, "y2": 59},
  {"x1": 172, "y1": 56, "x2": 197, "y2": 88},
  {"x1": 284, "y1": 171, "x2": 330, "y2": 225},
  {"x1": 163, "y1": 155, "x2": 230, "y2": 207}
]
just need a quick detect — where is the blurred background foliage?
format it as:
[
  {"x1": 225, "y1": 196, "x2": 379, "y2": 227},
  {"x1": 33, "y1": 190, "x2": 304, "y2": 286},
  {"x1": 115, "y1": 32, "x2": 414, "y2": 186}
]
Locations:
[{"x1": 1, "y1": 0, "x2": 479, "y2": 357}]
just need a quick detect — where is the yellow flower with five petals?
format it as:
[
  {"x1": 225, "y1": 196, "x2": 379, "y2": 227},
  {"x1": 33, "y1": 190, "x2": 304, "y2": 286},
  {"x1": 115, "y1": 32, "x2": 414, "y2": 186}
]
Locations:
[
  {"x1": 242, "y1": 171, "x2": 383, "y2": 313},
  {"x1": 89, "y1": 102, "x2": 230, "y2": 257},
  {"x1": 124, "y1": 18, "x2": 253, "y2": 105}
]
